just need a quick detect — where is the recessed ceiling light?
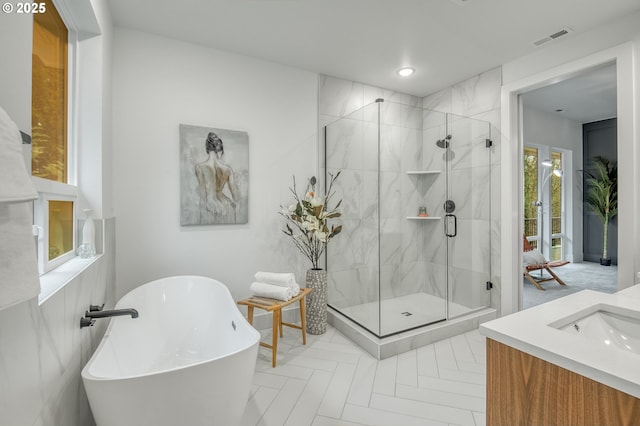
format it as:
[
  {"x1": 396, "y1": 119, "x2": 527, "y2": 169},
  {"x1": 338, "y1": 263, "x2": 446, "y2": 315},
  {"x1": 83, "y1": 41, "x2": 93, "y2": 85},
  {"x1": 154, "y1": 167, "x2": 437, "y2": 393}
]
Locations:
[{"x1": 397, "y1": 67, "x2": 415, "y2": 77}]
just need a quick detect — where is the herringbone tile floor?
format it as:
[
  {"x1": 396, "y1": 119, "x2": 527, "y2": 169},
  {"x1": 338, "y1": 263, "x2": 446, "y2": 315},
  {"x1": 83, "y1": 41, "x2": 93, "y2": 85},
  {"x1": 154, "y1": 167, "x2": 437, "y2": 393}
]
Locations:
[{"x1": 241, "y1": 324, "x2": 486, "y2": 426}]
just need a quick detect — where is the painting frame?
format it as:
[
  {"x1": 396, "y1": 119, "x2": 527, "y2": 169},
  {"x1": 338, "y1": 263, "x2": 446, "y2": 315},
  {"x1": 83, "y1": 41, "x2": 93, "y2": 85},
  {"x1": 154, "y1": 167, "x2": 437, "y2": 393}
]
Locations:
[{"x1": 180, "y1": 124, "x2": 249, "y2": 226}]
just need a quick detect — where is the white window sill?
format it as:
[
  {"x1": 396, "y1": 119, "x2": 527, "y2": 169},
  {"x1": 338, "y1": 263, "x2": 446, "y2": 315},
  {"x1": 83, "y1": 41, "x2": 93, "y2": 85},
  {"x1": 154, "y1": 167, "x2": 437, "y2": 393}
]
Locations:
[{"x1": 38, "y1": 254, "x2": 103, "y2": 305}]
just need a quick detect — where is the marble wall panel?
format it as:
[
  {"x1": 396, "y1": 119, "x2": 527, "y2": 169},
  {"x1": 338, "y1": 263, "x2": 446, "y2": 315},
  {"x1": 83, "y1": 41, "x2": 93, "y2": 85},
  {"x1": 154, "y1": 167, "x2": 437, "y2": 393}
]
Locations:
[
  {"x1": 400, "y1": 128, "x2": 423, "y2": 172},
  {"x1": 398, "y1": 261, "x2": 423, "y2": 297},
  {"x1": 422, "y1": 261, "x2": 447, "y2": 300},
  {"x1": 328, "y1": 266, "x2": 379, "y2": 308},
  {"x1": 379, "y1": 218, "x2": 402, "y2": 266},
  {"x1": 380, "y1": 101, "x2": 423, "y2": 130},
  {"x1": 424, "y1": 67, "x2": 502, "y2": 317},
  {"x1": 325, "y1": 116, "x2": 364, "y2": 171},
  {"x1": 0, "y1": 218, "x2": 116, "y2": 426},
  {"x1": 448, "y1": 165, "x2": 491, "y2": 221},
  {"x1": 450, "y1": 67, "x2": 501, "y2": 118},
  {"x1": 363, "y1": 121, "x2": 378, "y2": 171},
  {"x1": 329, "y1": 168, "x2": 363, "y2": 220},
  {"x1": 364, "y1": 85, "x2": 422, "y2": 108},
  {"x1": 379, "y1": 124, "x2": 402, "y2": 172},
  {"x1": 379, "y1": 171, "x2": 402, "y2": 219},
  {"x1": 362, "y1": 170, "x2": 378, "y2": 220},
  {"x1": 448, "y1": 219, "x2": 492, "y2": 276},
  {"x1": 448, "y1": 266, "x2": 491, "y2": 311},
  {"x1": 399, "y1": 219, "x2": 422, "y2": 265}
]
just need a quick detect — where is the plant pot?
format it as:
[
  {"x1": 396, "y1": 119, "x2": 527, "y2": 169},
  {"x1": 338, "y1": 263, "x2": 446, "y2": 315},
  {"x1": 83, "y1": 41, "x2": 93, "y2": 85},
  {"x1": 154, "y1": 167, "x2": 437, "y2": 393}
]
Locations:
[
  {"x1": 600, "y1": 257, "x2": 612, "y2": 266},
  {"x1": 305, "y1": 268, "x2": 327, "y2": 335}
]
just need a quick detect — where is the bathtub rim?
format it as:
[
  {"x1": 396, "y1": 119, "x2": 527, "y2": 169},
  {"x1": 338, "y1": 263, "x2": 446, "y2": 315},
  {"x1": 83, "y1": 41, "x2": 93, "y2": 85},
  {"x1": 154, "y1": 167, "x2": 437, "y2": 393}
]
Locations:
[{"x1": 82, "y1": 275, "x2": 260, "y2": 382}]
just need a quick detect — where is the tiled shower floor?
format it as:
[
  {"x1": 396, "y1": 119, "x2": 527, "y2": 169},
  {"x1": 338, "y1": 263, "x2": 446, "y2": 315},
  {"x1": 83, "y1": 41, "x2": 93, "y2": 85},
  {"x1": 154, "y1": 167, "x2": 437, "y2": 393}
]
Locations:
[
  {"x1": 241, "y1": 324, "x2": 486, "y2": 426},
  {"x1": 338, "y1": 292, "x2": 474, "y2": 336}
]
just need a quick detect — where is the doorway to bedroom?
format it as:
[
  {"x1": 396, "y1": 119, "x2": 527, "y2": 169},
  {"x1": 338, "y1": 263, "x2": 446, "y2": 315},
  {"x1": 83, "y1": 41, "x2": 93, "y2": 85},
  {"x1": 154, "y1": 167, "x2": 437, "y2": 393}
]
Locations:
[{"x1": 520, "y1": 63, "x2": 619, "y2": 308}]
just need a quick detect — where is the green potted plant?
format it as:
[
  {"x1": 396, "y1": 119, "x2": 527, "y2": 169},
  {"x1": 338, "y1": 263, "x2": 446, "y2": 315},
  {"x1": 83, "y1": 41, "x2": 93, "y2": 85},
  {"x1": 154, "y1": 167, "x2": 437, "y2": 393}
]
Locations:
[{"x1": 583, "y1": 156, "x2": 617, "y2": 266}]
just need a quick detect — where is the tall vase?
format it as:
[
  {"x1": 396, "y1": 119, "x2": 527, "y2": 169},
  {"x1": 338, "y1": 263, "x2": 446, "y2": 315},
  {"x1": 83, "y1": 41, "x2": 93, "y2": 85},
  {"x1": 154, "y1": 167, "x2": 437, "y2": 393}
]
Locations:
[
  {"x1": 305, "y1": 268, "x2": 327, "y2": 335},
  {"x1": 79, "y1": 209, "x2": 96, "y2": 258}
]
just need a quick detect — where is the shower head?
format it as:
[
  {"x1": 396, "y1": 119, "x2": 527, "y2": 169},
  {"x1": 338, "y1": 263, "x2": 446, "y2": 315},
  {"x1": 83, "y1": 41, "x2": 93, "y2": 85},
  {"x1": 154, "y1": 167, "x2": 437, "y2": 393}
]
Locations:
[{"x1": 436, "y1": 135, "x2": 452, "y2": 149}]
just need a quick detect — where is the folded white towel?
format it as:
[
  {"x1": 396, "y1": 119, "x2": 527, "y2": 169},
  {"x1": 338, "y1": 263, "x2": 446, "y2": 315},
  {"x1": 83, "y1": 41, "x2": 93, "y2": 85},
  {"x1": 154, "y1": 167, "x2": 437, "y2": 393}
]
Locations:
[
  {"x1": 254, "y1": 272, "x2": 296, "y2": 288},
  {"x1": 250, "y1": 282, "x2": 293, "y2": 301},
  {"x1": 290, "y1": 282, "x2": 300, "y2": 297}
]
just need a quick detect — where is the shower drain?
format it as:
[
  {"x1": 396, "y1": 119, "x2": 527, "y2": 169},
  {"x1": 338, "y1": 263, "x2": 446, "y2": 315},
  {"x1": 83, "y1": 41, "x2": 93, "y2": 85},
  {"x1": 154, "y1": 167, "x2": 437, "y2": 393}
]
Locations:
[{"x1": 401, "y1": 312, "x2": 413, "y2": 316}]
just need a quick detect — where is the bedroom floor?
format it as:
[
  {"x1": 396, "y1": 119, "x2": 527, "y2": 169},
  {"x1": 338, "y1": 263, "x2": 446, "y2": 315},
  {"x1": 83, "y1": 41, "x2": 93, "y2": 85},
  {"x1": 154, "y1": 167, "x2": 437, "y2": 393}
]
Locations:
[{"x1": 241, "y1": 324, "x2": 486, "y2": 426}]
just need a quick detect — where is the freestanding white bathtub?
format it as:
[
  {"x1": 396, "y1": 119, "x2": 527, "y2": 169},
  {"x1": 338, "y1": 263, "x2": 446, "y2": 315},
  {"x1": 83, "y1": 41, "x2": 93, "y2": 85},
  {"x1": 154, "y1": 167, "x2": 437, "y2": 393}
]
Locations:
[{"x1": 82, "y1": 276, "x2": 260, "y2": 426}]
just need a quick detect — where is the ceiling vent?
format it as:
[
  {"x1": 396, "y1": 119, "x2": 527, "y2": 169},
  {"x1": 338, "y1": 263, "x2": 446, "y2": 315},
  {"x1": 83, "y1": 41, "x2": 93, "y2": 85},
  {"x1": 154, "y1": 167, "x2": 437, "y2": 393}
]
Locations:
[{"x1": 532, "y1": 28, "x2": 573, "y2": 47}]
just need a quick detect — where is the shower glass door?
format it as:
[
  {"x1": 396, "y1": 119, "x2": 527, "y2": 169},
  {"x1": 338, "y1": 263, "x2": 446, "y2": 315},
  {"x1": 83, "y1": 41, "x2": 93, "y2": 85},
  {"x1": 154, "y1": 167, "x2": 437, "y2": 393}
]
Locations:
[
  {"x1": 444, "y1": 114, "x2": 492, "y2": 318},
  {"x1": 378, "y1": 102, "x2": 448, "y2": 336}
]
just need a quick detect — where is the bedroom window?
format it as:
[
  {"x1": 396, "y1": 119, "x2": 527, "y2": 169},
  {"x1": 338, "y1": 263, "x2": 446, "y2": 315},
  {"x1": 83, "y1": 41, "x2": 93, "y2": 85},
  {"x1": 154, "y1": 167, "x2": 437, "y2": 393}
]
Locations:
[{"x1": 32, "y1": 0, "x2": 78, "y2": 274}]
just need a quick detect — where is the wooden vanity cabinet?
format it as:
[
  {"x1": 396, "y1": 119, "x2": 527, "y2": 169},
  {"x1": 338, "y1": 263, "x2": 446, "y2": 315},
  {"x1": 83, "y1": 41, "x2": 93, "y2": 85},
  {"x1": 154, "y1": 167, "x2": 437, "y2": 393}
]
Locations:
[{"x1": 486, "y1": 338, "x2": 640, "y2": 426}]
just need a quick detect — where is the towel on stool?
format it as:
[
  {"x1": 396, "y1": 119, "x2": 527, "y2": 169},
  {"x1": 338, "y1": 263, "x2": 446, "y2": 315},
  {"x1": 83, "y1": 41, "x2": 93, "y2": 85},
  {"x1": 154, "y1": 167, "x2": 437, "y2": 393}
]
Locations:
[
  {"x1": 254, "y1": 272, "x2": 296, "y2": 287},
  {"x1": 249, "y1": 282, "x2": 293, "y2": 301}
]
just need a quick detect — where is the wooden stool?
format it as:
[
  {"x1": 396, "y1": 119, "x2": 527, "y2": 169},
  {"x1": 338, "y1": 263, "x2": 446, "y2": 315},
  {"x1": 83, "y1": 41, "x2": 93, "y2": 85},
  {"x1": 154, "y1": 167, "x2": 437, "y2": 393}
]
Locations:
[{"x1": 237, "y1": 287, "x2": 312, "y2": 368}]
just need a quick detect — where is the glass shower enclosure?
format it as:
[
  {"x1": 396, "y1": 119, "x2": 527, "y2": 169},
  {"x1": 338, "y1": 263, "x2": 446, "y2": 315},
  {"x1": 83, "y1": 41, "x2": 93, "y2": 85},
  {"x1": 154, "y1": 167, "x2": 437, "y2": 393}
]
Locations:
[{"x1": 325, "y1": 99, "x2": 492, "y2": 337}]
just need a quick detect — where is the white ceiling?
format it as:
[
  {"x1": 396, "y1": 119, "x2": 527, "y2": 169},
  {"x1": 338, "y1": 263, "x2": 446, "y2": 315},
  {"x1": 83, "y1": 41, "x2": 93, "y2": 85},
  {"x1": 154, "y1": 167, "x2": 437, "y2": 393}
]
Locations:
[
  {"x1": 107, "y1": 0, "x2": 640, "y2": 98},
  {"x1": 522, "y1": 63, "x2": 617, "y2": 123}
]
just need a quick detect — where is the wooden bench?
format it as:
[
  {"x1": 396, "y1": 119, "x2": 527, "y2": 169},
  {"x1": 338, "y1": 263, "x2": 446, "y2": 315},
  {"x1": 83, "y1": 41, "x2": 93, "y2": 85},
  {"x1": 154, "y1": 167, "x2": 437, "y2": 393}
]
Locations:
[{"x1": 237, "y1": 287, "x2": 312, "y2": 367}]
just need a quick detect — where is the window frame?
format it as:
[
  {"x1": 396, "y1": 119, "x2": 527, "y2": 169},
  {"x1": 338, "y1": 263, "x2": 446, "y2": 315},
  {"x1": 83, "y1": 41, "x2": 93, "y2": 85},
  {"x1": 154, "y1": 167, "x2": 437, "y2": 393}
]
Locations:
[{"x1": 31, "y1": 0, "x2": 80, "y2": 275}]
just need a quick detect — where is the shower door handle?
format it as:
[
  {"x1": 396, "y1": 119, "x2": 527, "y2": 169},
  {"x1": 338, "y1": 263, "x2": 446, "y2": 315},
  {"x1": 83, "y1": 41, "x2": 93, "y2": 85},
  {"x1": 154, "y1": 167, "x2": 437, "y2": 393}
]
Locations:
[{"x1": 444, "y1": 214, "x2": 457, "y2": 238}]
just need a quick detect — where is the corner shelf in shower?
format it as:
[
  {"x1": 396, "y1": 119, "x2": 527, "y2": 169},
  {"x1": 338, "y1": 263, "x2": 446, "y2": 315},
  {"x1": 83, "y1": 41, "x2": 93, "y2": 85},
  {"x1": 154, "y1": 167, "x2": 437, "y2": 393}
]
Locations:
[
  {"x1": 406, "y1": 216, "x2": 442, "y2": 220},
  {"x1": 406, "y1": 170, "x2": 441, "y2": 175}
]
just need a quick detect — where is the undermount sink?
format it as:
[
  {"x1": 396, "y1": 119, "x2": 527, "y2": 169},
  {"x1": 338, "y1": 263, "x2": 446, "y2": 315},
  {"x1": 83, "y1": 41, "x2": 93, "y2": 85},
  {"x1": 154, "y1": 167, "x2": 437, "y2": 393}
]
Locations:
[{"x1": 550, "y1": 305, "x2": 640, "y2": 355}]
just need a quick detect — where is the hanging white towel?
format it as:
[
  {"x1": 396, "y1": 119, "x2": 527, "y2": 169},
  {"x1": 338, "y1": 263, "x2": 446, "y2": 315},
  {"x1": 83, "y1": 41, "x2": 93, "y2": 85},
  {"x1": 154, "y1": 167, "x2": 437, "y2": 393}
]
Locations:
[
  {"x1": 249, "y1": 282, "x2": 293, "y2": 301},
  {"x1": 0, "y1": 107, "x2": 38, "y2": 203},
  {"x1": 0, "y1": 203, "x2": 41, "y2": 310},
  {"x1": 254, "y1": 272, "x2": 296, "y2": 288},
  {"x1": 0, "y1": 106, "x2": 40, "y2": 311}
]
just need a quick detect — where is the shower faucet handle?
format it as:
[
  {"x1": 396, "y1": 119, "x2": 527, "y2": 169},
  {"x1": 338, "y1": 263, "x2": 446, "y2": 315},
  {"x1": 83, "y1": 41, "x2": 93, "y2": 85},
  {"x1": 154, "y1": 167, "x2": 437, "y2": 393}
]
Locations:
[{"x1": 89, "y1": 304, "x2": 105, "y2": 312}]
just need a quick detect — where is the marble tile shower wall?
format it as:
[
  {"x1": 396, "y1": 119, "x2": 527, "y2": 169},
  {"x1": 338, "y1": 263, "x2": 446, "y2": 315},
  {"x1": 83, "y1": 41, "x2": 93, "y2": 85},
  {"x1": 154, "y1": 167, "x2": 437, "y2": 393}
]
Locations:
[
  {"x1": 0, "y1": 218, "x2": 116, "y2": 426},
  {"x1": 423, "y1": 67, "x2": 503, "y2": 314},
  {"x1": 320, "y1": 67, "x2": 502, "y2": 316},
  {"x1": 320, "y1": 75, "x2": 426, "y2": 312}
]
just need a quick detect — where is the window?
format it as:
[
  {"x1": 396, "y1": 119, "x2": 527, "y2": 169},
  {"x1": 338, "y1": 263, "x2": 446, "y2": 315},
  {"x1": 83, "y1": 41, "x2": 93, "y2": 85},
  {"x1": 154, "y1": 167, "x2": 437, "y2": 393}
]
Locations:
[
  {"x1": 523, "y1": 146, "x2": 539, "y2": 249},
  {"x1": 32, "y1": 0, "x2": 68, "y2": 182},
  {"x1": 550, "y1": 151, "x2": 563, "y2": 261},
  {"x1": 524, "y1": 145, "x2": 566, "y2": 261},
  {"x1": 31, "y1": 0, "x2": 78, "y2": 274}
]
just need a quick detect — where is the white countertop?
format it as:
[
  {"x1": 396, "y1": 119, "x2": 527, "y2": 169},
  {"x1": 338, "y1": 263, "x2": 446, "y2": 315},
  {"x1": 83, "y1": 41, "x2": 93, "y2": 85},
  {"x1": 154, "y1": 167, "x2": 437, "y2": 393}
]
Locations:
[{"x1": 480, "y1": 285, "x2": 640, "y2": 398}]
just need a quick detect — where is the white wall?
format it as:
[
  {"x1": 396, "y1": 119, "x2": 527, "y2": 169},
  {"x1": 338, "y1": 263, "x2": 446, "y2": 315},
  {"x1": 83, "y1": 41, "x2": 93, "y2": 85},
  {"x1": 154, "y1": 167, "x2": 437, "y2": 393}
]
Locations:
[
  {"x1": 523, "y1": 107, "x2": 583, "y2": 262},
  {"x1": 112, "y1": 29, "x2": 319, "y2": 300},
  {"x1": 0, "y1": 12, "x2": 31, "y2": 132}
]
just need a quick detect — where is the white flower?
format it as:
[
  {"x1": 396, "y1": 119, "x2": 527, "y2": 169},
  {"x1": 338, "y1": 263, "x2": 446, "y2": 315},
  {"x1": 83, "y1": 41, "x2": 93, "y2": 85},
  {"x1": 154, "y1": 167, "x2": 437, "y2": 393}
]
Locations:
[
  {"x1": 316, "y1": 231, "x2": 328, "y2": 242},
  {"x1": 303, "y1": 216, "x2": 319, "y2": 231},
  {"x1": 309, "y1": 196, "x2": 323, "y2": 207}
]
